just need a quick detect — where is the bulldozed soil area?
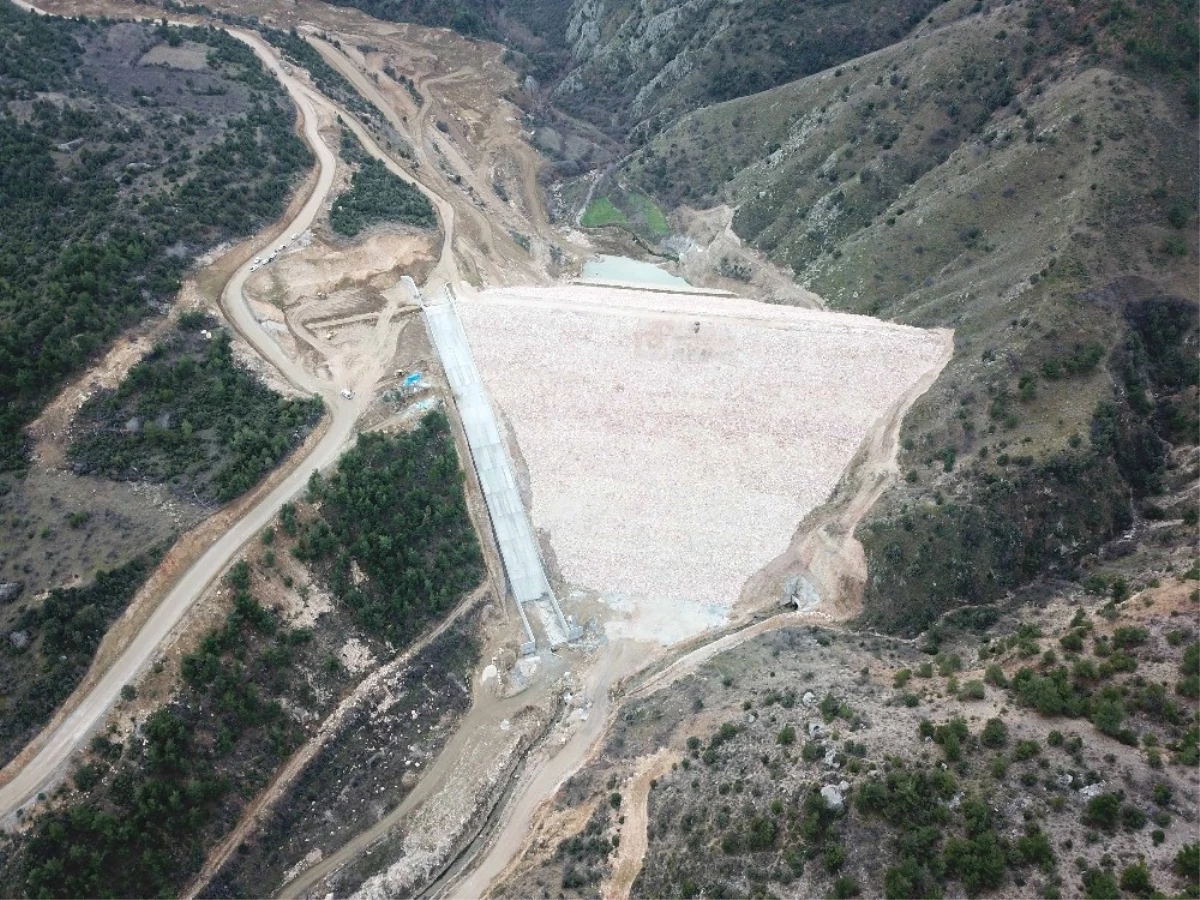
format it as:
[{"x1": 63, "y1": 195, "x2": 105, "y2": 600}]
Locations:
[{"x1": 456, "y1": 284, "x2": 949, "y2": 638}]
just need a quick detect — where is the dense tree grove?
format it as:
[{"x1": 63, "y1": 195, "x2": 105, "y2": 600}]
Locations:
[
  {"x1": 307, "y1": 0, "x2": 492, "y2": 38},
  {"x1": 1099, "y1": 296, "x2": 1200, "y2": 494},
  {"x1": 330, "y1": 156, "x2": 436, "y2": 236},
  {"x1": 0, "y1": 552, "x2": 161, "y2": 767},
  {"x1": 0, "y1": 6, "x2": 311, "y2": 469},
  {"x1": 861, "y1": 451, "x2": 1131, "y2": 634},
  {"x1": 1, "y1": 417, "x2": 485, "y2": 898},
  {"x1": 68, "y1": 316, "x2": 323, "y2": 503},
  {"x1": 9, "y1": 583, "x2": 312, "y2": 899},
  {"x1": 294, "y1": 413, "x2": 483, "y2": 643},
  {"x1": 863, "y1": 288, "x2": 1197, "y2": 635},
  {"x1": 255, "y1": 26, "x2": 375, "y2": 119}
]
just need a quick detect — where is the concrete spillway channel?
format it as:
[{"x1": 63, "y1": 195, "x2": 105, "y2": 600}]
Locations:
[{"x1": 414, "y1": 280, "x2": 579, "y2": 651}]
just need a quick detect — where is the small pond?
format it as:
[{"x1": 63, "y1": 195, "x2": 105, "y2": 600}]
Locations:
[{"x1": 582, "y1": 254, "x2": 690, "y2": 288}]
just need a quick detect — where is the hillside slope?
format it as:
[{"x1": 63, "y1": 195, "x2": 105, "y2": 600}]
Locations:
[
  {"x1": 291, "y1": 0, "x2": 1198, "y2": 635},
  {"x1": 494, "y1": 579, "x2": 1200, "y2": 900},
  {"x1": 608, "y1": 0, "x2": 1197, "y2": 632},
  {"x1": 550, "y1": 0, "x2": 942, "y2": 138},
  {"x1": 0, "y1": 5, "x2": 313, "y2": 469}
]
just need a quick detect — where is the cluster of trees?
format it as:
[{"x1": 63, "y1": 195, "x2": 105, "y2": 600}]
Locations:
[
  {"x1": 651, "y1": 732, "x2": 849, "y2": 895},
  {"x1": 1095, "y1": 295, "x2": 1200, "y2": 496},
  {"x1": 558, "y1": 806, "x2": 618, "y2": 890},
  {"x1": 2, "y1": 426, "x2": 491, "y2": 899},
  {"x1": 6, "y1": 569, "x2": 331, "y2": 898},
  {"x1": 330, "y1": 156, "x2": 436, "y2": 236},
  {"x1": 204, "y1": 610, "x2": 482, "y2": 897},
  {"x1": 1008, "y1": 664, "x2": 1161, "y2": 742},
  {"x1": 1027, "y1": 0, "x2": 1199, "y2": 91},
  {"x1": 973, "y1": 611, "x2": 1197, "y2": 768},
  {"x1": 0, "y1": 552, "x2": 160, "y2": 768},
  {"x1": 850, "y1": 762, "x2": 1059, "y2": 898},
  {"x1": 339, "y1": 125, "x2": 369, "y2": 164},
  {"x1": 193, "y1": 23, "x2": 279, "y2": 92},
  {"x1": 657, "y1": 729, "x2": 1041, "y2": 897},
  {"x1": 68, "y1": 316, "x2": 323, "y2": 503},
  {"x1": 634, "y1": 611, "x2": 1195, "y2": 900},
  {"x1": 864, "y1": 292, "x2": 1195, "y2": 638},
  {"x1": 171, "y1": 99, "x2": 313, "y2": 236},
  {"x1": 862, "y1": 450, "x2": 1131, "y2": 634},
  {"x1": 256, "y1": 26, "x2": 375, "y2": 120},
  {"x1": 0, "y1": 6, "x2": 311, "y2": 470},
  {"x1": 700, "y1": 0, "x2": 940, "y2": 104},
  {"x1": 0, "y1": 2, "x2": 85, "y2": 95},
  {"x1": 293, "y1": 413, "x2": 483, "y2": 645},
  {"x1": 32, "y1": 419, "x2": 487, "y2": 898}
]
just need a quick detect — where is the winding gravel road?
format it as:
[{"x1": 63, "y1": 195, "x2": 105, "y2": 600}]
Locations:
[{"x1": 0, "y1": 4, "x2": 439, "y2": 825}]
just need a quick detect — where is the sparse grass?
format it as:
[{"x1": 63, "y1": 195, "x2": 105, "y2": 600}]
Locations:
[
  {"x1": 553, "y1": 0, "x2": 943, "y2": 136},
  {"x1": 580, "y1": 196, "x2": 628, "y2": 228},
  {"x1": 627, "y1": 191, "x2": 670, "y2": 237}
]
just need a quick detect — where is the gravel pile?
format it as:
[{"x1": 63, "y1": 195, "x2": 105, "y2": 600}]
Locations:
[{"x1": 458, "y1": 285, "x2": 946, "y2": 608}]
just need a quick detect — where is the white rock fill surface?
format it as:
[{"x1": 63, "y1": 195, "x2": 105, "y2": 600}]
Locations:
[{"x1": 455, "y1": 283, "x2": 947, "y2": 617}]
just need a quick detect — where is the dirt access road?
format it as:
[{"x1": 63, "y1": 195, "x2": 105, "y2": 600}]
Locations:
[
  {"x1": 180, "y1": 583, "x2": 495, "y2": 900},
  {"x1": 436, "y1": 640, "x2": 648, "y2": 899},
  {"x1": 303, "y1": 34, "x2": 559, "y2": 288},
  {"x1": 598, "y1": 748, "x2": 680, "y2": 900},
  {"x1": 0, "y1": 1, "x2": 446, "y2": 824}
]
